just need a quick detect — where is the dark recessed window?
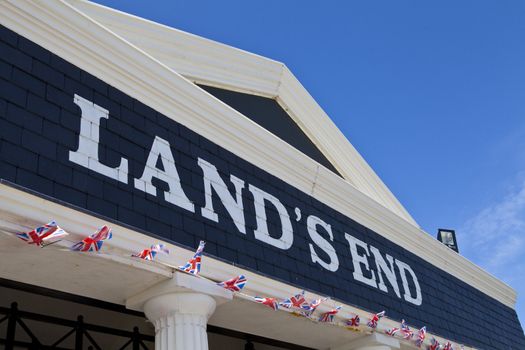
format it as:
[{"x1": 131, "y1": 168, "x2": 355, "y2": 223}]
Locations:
[{"x1": 198, "y1": 84, "x2": 342, "y2": 177}]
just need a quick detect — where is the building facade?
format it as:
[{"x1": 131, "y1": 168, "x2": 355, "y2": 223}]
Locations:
[{"x1": 0, "y1": 1, "x2": 524, "y2": 349}]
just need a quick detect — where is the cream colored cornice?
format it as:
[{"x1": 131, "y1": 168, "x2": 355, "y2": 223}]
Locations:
[
  {"x1": 64, "y1": 0, "x2": 417, "y2": 226},
  {"x1": 68, "y1": 0, "x2": 284, "y2": 98},
  {"x1": 0, "y1": 0, "x2": 516, "y2": 308}
]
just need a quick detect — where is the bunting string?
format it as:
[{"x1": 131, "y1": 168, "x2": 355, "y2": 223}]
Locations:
[
  {"x1": 6, "y1": 221, "x2": 468, "y2": 350},
  {"x1": 132, "y1": 244, "x2": 170, "y2": 261},
  {"x1": 15, "y1": 220, "x2": 68, "y2": 247},
  {"x1": 71, "y1": 225, "x2": 112, "y2": 252}
]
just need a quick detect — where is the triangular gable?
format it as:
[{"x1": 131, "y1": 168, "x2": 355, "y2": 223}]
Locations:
[
  {"x1": 65, "y1": 0, "x2": 417, "y2": 226},
  {"x1": 198, "y1": 84, "x2": 342, "y2": 176},
  {"x1": 0, "y1": 0, "x2": 516, "y2": 311}
]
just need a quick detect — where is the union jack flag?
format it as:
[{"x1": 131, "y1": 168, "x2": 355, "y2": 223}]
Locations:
[
  {"x1": 386, "y1": 327, "x2": 399, "y2": 337},
  {"x1": 346, "y1": 314, "x2": 360, "y2": 327},
  {"x1": 132, "y1": 248, "x2": 154, "y2": 260},
  {"x1": 400, "y1": 319, "x2": 413, "y2": 340},
  {"x1": 279, "y1": 290, "x2": 309, "y2": 310},
  {"x1": 71, "y1": 226, "x2": 112, "y2": 252},
  {"x1": 178, "y1": 240, "x2": 205, "y2": 275},
  {"x1": 443, "y1": 342, "x2": 453, "y2": 350},
  {"x1": 217, "y1": 275, "x2": 247, "y2": 292},
  {"x1": 16, "y1": 221, "x2": 68, "y2": 247},
  {"x1": 253, "y1": 296, "x2": 279, "y2": 310},
  {"x1": 428, "y1": 338, "x2": 440, "y2": 350},
  {"x1": 319, "y1": 306, "x2": 341, "y2": 323},
  {"x1": 415, "y1": 326, "x2": 426, "y2": 347},
  {"x1": 367, "y1": 310, "x2": 385, "y2": 329},
  {"x1": 301, "y1": 297, "x2": 327, "y2": 317},
  {"x1": 132, "y1": 244, "x2": 169, "y2": 261}
]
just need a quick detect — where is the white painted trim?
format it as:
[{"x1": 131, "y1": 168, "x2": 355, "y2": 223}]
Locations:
[
  {"x1": 66, "y1": 0, "x2": 284, "y2": 99},
  {"x1": 0, "y1": 0, "x2": 516, "y2": 308},
  {"x1": 276, "y1": 68, "x2": 416, "y2": 224},
  {"x1": 63, "y1": 0, "x2": 417, "y2": 226},
  {"x1": 126, "y1": 271, "x2": 232, "y2": 311},
  {"x1": 0, "y1": 184, "x2": 475, "y2": 349}
]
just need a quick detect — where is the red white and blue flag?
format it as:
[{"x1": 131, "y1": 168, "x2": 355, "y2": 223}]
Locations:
[
  {"x1": 388, "y1": 320, "x2": 413, "y2": 339},
  {"x1": 16, "y1": 221, "x2": 68, "y2": 247},
  {"x1": 132, "y1": 248, "x2": 155, "y2": 261},
  {"x1": 178, "y1": 240, "x2": 205, "y2": 275},
  {"x1": 254, "y1": 296, "x2": 279, "y2": 311},
  {"x1": 279, "y1": 290, "x2": 309, "y2": 310},
  {"x1": 415, "y1": 326, "x2": 426, "y2": 347},
  {"x1": 400, "y1": 319, "x2": 413, "y2": 340},
  {"x1": 319, "y1": 306, "x2": 341, "y2": 323},
  {"x1": 429, "y1": 338, "x2": 440, "y2": 350},
  {"x1": 151, "y1": 244, "x2": 170, "y2": 255},
  {"x1": 71, "y1": 226, "x2": 112, "y2": 252},
  {"x1": 443, "y1": 342, "x2": 453, "y2": 350},
  {"x1": 217, "y1": 275, "x2": 247, "y2": 292},
  {"x1": 346, "y1": 315, "x2": 360, "y2": 327},
  {"x1": 367, "y1": 311, "x2": 385, "y2": 329},
  {"x1": 386, "y1": 326, "x2": 400, "y2": 337},
  {"x1": 301, "y1": 297, "x2": 327, "y2": 316},
  {"x1": 132, "y1": 244, "x2": 170, "y2": 261}
]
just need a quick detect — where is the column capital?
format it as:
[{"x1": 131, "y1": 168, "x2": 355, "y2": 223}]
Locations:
[
  {"x1": 126, "y1": 271, "x2": 233, "y2": 350},
  {"x1": 126, "y1": 271, "x2": 232, "y2": 312}
]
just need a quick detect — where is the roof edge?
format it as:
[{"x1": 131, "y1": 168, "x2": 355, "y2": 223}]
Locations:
[
  {"x1": 0, "y1": 0, "x2": 515, "y2": 308},
  {"x1": 65, "y1": 0, "x2": 418, "y2": 226}
]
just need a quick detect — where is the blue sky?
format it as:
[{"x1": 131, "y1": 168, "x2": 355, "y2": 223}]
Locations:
[{"x1": 92, "y1": 0, "x2": 525, "y2": 325}]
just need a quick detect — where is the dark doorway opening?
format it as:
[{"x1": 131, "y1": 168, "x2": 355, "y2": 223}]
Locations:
[{"x1": 0, "y1": 279, "x2": 315, "y2": 350}]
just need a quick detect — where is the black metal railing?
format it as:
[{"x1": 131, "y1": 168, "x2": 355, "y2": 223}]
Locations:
[{"x1": 0, "y1": 302, "x2": 154, "y2": 349}]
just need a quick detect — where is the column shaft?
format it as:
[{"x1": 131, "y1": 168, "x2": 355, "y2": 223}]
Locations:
[
  {"x1": 144, "y1": 293, "x2": 216, "y2": 350},
  {"x1": 127, "y1": 272, "x2": 231, "y2": 350}
]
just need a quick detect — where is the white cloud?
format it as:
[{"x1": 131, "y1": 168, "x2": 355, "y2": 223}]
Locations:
[
  {"x1": 459, "y1": 179, "x2": 525, "y2": 323},
  {"x1": 460, "y1": 180, "x2": 525, "y2": 274}
]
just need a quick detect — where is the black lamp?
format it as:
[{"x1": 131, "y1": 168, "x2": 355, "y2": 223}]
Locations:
[{"x1": 437, "y1": 228, "x2": 459, "y2": 253}]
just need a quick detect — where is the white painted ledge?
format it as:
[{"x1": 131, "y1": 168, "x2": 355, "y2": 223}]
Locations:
[
  {"x1": 127, "y1": 271, "x2": 232, "y2": 311},
  {"x1": 331, "y1": 333, "x2": 401, "y2": 350}
]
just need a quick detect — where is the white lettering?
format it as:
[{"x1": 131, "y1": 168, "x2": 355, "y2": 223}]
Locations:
[
  {"x1": 67, "y1": 96, "x2": 423, "y2": 306},
  {"x1": 198, "y1": 158, "x2": 245, "y2": 233},
  {"x1": 69, "y1": 94, "x2": 128, "y2": 183},
  {"x1": 248, "y1": 184, "x2": 293, "y2": 250},
  {"x1": 370, "y1": 246, "x2": 401, "y2": 298},
  {"x1": 134, "y1": 136, "x2": 194, "y2": 212},
  {"x1": 395, "y1": 259, "x2": 423, "y2": 306},
  {"x1": 306, "y1": 215, "x2": 339, "y2": 272},
  {"x1": 344, "y1": 233, "x2": 377, "y2": 288}
]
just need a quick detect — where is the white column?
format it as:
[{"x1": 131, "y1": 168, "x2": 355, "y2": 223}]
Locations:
[
  {"x1": 126, "y1": 272, "x2": 232, "y2": 350},
  {"x1": 145, "y1": 293, "x2": 215, "y2": 350}
]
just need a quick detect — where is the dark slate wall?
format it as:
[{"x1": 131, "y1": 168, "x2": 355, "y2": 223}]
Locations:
[
  {"x1": 0, "y1": 25, "x2": 523, "y2": 349},
  {"x1": 198, "y1": 84, "x2": 342, "y2": 177}
]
